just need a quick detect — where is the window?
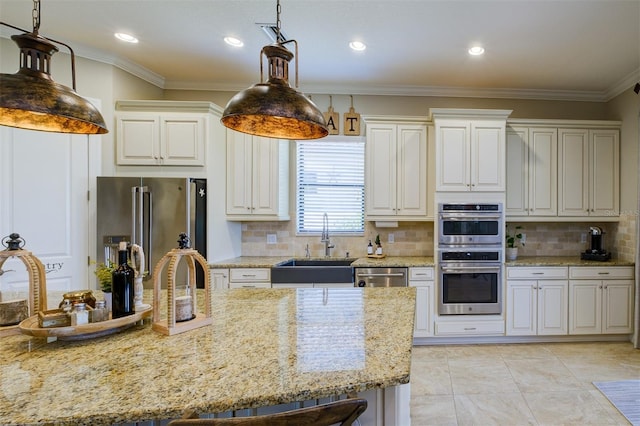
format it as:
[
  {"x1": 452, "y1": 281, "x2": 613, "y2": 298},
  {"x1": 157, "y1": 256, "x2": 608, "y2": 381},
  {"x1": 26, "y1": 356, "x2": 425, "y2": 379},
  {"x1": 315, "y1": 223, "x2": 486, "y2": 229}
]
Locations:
[{"x1": 296, "y1": 138, "x2": 365, "y2": 234}]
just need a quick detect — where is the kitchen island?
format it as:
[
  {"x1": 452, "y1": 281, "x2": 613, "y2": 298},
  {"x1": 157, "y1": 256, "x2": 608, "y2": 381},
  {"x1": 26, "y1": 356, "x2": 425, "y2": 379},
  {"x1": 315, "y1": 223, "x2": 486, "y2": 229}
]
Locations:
[{"x1": 0, "y1": 287, "x2": 415, "y2": 425}]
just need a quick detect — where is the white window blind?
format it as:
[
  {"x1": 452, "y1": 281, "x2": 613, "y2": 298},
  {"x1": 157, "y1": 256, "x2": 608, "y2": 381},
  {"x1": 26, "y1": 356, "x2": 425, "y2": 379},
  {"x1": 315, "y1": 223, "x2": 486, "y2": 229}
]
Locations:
[{"x1": 296, "y1": 139, "x2": 365, "y2": 234}]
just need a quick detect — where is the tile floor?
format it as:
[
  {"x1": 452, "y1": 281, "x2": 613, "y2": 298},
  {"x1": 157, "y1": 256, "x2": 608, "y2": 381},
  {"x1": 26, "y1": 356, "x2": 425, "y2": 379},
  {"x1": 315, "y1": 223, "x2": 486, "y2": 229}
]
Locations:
[{"x1": 410, "y1": 342, "x2": 640, "y2": 425}]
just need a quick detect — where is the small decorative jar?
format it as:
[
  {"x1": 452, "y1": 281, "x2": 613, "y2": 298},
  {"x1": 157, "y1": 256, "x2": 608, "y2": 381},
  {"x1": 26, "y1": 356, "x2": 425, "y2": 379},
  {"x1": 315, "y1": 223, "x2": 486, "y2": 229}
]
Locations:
[
  {"x1": 90, "y1": 300, "x2": 108, "y2": 323},
  {"x1": 70, "y1": 302, "x2": 89, "y2": 325}
]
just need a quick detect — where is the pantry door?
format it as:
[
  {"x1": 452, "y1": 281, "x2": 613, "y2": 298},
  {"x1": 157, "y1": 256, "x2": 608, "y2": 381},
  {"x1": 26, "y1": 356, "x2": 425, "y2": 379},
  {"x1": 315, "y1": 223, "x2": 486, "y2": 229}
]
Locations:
[{"x1": 0, "y1": 126, "x2": 100, "y2": 309}]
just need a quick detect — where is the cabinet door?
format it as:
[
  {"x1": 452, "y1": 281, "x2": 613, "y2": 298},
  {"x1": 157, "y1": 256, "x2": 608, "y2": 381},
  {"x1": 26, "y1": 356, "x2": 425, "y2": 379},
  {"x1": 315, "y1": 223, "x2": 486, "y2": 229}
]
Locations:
[
  {"x1": 558, "y1": 129, "x2": 589, "y2": 216},
  {"x1": 506, "y1": 281, "x2": 537, "y2": 336},
  {"x1": 471, "y1": 121, "x2": 505, "y2": 191},
  {"x1": 366, "y1": 124, "x2": 397, "y2": 215},
  {"x1": 226, "y1": 131, "x2": 254, "y2": 215},
  {"x1": 410, "y1": 280, "x2": 434, "y2": 338},
  {"x1": 117, "y1": 115, "x2": 160, "y2": 165},
  {"x1": 160, "y1": 115, "x2": 206, "y2": 166},
  {"x1": 251, "y1": 137, "x2": 280, "y2": 216},
  {"x1": 590, "y1": 129, "x2": 619, "y2": 216},
  {"x1": 396, "y1": 125, "x2": 427, "y2": 216},
  {"x1": 436, "y1": 121, "x2": 470, "y2": 191},
  {"x1": 506, "y1": 127, "x2": 529, "y2": 216},
  {"x1": 537, "y1": 281, "x2": 568, "y2": 335},
  {"x1": 602, "y1": 280, "x2": 633, "y2": 334},
  {"x1": 528, "y1": 128, "x2": 557, "y2": 216},
  {"x1": 212, "y1": 269, "x2": 229, "y2": 290},
  {"x1": 569, "y1": 280, "x2": 601, "y2": 334}
]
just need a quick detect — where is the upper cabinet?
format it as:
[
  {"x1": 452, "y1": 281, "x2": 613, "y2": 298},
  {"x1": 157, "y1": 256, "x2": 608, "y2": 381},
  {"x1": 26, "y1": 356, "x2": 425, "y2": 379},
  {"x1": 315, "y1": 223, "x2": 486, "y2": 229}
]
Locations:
[
  {"x1": 115, "y1": 100, "x2": 212, "y2": 166},
  {"x1": 506, "y1": 119, "x2": 620, "y2": 221},
  {"x1": 431, "y1": 109, "x2": 512, "y2": 192},
  {"x1": 364, "y1": 117, "x2": 431, "y2": 220},
  {"x1": 558, "y1": 128, "x2": 619, "y2": 217},
  {"x1": 226, "y1": 130, "x2": 289, "y2": 221},
  {"x1": 506, "y1": 127, "x2": 558, "y2": 217}
]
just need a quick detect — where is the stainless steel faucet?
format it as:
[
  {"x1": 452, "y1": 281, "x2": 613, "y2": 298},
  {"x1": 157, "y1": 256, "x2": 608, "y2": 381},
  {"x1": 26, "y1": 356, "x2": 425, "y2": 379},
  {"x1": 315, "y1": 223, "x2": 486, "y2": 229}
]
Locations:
[{"x1": 321, "y1": 212, "x2": 335, "y2": 257}]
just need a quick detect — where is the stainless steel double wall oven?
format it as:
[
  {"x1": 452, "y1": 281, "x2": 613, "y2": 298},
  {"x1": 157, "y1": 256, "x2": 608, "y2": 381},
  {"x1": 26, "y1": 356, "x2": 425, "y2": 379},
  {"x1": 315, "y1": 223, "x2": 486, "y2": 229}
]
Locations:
[{"x1": 437, "y1": 203, "x2": 503, "y2": 315}]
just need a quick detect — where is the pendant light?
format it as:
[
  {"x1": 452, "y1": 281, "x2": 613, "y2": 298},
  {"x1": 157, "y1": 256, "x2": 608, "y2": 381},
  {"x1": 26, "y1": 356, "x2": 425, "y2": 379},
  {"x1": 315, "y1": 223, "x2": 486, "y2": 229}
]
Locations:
[
  {"x1": 0, "y1": 0, "x2": 108, "y2": 134},
  {"x1": 221, "y1": 0, "x2": 327, "y2": 140}
]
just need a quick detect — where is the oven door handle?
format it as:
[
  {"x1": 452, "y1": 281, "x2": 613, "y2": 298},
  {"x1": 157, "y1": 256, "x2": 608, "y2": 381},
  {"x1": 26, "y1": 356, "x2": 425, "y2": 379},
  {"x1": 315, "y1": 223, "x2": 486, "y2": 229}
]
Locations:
[
  {"x1": 441, "y1": 266, "x2": 501, "y2": 273},
  {"x1": 439, "y1": 214, "x2": 503, "y2": 220}
]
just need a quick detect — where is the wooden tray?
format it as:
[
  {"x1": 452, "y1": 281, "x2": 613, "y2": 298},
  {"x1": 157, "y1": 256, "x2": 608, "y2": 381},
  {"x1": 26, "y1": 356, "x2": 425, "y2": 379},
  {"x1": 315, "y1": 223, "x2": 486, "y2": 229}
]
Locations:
[
  {"x1": 367, "y1": 254, "x2": 387, "y2": 259},
  {"x1": 18, "y1": 306, "x2": 152, "y2": 341}
]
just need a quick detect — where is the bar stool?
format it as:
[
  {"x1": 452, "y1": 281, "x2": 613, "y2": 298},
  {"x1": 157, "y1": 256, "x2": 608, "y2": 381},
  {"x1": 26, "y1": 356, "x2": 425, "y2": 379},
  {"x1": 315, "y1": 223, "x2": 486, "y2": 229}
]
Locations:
[{"x1": 167, "y1": 397, "x2": 368, "y2": 426}]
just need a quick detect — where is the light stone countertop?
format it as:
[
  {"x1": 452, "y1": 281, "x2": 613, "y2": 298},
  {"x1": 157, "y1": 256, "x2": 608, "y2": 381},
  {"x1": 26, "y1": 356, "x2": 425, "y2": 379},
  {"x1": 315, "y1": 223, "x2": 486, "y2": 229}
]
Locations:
[
  {"x1": 506, "y1": 256, "x2": 634, "y2": 267},
  {"x1": 209, "y1": 256, "x2": 435, "y2": 268},
  {"x1": 0, "y1": 287, "x2": 416, "y2": 426}
]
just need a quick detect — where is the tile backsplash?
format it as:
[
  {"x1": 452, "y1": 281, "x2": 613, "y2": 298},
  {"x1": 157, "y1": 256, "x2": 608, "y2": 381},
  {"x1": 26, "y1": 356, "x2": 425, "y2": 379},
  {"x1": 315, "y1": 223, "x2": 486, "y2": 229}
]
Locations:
[{"x1": 241, "y1": 219, "x2": 634, "y2": 260}]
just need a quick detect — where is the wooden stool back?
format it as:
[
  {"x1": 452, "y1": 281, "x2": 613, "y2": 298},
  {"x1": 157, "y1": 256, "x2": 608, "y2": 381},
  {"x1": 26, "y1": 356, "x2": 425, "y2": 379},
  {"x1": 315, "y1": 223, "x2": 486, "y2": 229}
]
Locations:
[{"x1": 168, "y1": 397, "x2": 368, "y2": 426}]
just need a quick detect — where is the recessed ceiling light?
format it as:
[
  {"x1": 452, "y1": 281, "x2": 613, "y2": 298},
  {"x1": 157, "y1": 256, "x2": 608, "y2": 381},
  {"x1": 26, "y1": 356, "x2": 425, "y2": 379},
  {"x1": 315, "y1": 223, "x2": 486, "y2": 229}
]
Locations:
[
  {"x1": 115, "y1": 33, "x2": 138, "y2": 44},
  {"x1": 468, "y1": 46, "x2": 485, "y2": 56},
  {"x1": 224, "y1": 36, "x2": 244, "y2": 47},
  {"x1": 349, "y1": 41, "x2": 366, "y2": 51}
]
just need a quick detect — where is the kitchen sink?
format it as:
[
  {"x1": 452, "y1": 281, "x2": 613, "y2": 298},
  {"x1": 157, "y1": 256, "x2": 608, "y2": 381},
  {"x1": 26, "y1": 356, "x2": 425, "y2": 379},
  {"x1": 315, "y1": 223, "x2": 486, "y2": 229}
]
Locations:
[{"x1": 271, "y1": 259, "x2": 355, "y2": 284}]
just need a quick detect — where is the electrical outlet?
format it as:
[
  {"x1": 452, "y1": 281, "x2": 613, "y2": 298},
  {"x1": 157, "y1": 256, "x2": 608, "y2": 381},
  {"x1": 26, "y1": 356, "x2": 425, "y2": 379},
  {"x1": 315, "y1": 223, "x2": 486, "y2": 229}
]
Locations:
[
  {"x1": 266, "y1": 234, "x2": 277, "y2": 244},
  {"x1": 520, "y1": 233, "x2": 526, "y2": 244},
  {"x1": 580, "y1": 232, "x2": 587, "y2": 243},
  {"x1": 388, "y1": 233, "x2": 395, "y2": 243}
]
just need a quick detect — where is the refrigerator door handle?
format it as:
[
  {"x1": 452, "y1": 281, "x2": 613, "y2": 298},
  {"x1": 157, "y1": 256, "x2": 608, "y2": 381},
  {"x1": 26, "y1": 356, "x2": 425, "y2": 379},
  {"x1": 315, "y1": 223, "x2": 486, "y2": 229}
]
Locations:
[{"x1": 132, "y1": 186, "x2": 152, "y2": 279}]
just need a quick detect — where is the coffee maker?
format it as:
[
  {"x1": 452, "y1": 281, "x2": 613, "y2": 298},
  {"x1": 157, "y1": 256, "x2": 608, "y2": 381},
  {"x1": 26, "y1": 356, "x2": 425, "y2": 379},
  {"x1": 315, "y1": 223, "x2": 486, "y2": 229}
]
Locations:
[{"x1": 580, "y1": 226, "x2": 611, "y2": 261}]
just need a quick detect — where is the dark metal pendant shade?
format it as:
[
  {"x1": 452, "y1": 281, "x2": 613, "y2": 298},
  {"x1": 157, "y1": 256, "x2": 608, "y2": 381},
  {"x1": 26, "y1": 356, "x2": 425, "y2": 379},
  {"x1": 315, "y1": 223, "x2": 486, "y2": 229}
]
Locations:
[
  {"x1": 221, "y1": 79, "x2": 328, "y2": 140},
  {"x1": 221, "y1": 20, "x2": 328, "y2": 140},
  {"x1": 0, "y1": 25, "x2": 108, "y2": 134}
]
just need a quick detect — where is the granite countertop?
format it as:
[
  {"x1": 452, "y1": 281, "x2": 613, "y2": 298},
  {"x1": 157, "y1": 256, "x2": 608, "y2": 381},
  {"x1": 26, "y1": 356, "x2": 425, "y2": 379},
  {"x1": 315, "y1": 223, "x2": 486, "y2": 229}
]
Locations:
[
  {"x1": 506, "y1": 256, "x2": 635, "y2": 267},
  {"x1": 210, "y1": 256, "x2": 435, "y2": 268},
  {"x1": 0, "y1": 287, "x2": 416, "y2": 426}
]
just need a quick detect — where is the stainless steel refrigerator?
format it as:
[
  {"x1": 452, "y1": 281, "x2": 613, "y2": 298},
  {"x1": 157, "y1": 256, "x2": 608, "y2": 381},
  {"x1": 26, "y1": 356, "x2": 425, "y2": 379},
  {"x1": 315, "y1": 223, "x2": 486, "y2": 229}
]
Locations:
[{"x1": 96, "y1": 177, "x2": 207, "y2": 288}]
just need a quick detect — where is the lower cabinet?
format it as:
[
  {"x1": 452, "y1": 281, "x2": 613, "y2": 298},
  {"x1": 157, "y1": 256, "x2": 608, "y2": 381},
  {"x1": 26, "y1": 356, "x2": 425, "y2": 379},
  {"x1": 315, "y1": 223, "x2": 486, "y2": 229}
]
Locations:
[
  {"x1": 569, "y1": 266, "x2": 634, "y2": 334},
  {"x1": 506, "y1": 267, "x2": 569, "y2": 336},
  {"x1": 212, "y1": 268, "x2": 229, "y2": 290},
  {"x1": 409, "y1": 267, "x2": 435, "y2": 338},
  {"x1": 228, "y1": 268, "x2": 271, "y2": 289}
]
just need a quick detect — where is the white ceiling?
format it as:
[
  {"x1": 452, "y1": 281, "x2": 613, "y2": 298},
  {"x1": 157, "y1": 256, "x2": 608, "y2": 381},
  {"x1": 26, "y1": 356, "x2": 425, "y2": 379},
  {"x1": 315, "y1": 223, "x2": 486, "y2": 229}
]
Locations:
[{"x1": 1, "y1": 0, "x2": 639, "y2": 101}]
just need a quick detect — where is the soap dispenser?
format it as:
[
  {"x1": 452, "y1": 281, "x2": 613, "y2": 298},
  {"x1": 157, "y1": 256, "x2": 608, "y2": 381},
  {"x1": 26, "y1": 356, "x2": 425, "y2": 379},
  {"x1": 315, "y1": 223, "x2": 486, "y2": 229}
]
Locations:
[{"x1": 367, "y1": 240, "x2": 373, "y2": 255}]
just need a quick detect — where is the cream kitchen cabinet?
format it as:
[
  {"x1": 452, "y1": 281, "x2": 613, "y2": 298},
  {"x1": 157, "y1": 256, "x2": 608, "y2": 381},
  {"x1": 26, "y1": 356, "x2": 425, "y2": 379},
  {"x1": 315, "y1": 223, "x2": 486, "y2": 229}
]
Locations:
[
  {"x1": 228, "y1": 268, "x2": 271, "y2": 289},
  {"x1": 506, "y1": 267, "x2": 569, "y2": 336},
  {"x1": 226, "y1": 130, "x2": 289, "y2": 221},
  {"x1": 431, "y1": 109, "x2": 511, "y2": 192},
  {"x1": 115, "y1": 101, "x2": 211, "y2": 166},
  {"x1": 506, "y1": 126, "x2": 558, "y2": 217},
  {"x1": 409, "y1": 267, "x2": 435, "y2": 338},
  {"x1": 212, "y1": 268, "x2": 229, "y2": 290},
  {"x1": 364, "y1": 118, "x2": 429, "y2": 219},
  {"x1": 568, "y1": 266, "x2": 634, "y2": 335},
  {"x1": 558, "y1": 128, "x2": 619, "y2": 217}
]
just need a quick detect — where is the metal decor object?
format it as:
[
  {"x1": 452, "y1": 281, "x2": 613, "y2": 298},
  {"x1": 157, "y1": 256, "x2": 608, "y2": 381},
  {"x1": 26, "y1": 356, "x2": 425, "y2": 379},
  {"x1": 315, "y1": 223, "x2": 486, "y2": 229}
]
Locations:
[
  {"x1": 221, "y1": 0, "x2": 327, "y2": 140},
  {"x1": 0, "y1": 0, "x2": 108, "y2": 134}
]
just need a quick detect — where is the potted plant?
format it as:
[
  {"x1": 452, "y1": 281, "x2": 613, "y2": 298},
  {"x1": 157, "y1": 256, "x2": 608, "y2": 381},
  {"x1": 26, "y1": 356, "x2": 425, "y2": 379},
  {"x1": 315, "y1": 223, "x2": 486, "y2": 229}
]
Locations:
[
  {"x1": 374, "y1": 234, "x2": 383, "y2": 255},
  {"x1": 94, "y1": 261, "x2": 114, "y2": 311},
  {"x1": 505, "y1": 226, "x2": 524, "y2": 260}
]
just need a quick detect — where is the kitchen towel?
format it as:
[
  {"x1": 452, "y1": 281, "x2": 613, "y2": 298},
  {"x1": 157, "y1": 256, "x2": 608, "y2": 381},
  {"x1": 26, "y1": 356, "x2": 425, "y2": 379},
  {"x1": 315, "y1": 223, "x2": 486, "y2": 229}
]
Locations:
[{"x1": 593, "y1": 380, "x2": 640, "y2": 425}]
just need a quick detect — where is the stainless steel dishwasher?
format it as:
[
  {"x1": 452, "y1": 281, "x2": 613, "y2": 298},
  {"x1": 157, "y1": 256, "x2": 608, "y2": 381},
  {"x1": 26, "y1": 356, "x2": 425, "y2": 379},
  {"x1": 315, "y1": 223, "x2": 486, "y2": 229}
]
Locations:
[{"x1": 354, "y1": 267, "x2": 408, "y2": 287}]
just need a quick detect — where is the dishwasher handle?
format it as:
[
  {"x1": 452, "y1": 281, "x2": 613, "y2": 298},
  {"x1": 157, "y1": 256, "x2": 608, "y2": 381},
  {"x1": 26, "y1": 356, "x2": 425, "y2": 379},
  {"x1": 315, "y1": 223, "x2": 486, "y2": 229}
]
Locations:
[{"x1": 356, "y1": 272, "x2": 405, "y2": 278}]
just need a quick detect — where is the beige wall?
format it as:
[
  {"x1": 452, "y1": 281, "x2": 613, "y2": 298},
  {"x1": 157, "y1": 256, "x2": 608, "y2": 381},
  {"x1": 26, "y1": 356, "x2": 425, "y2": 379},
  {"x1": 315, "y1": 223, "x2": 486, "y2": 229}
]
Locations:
[{"x1": 168, "y1": 88, "x2": 630, "y2": 259}]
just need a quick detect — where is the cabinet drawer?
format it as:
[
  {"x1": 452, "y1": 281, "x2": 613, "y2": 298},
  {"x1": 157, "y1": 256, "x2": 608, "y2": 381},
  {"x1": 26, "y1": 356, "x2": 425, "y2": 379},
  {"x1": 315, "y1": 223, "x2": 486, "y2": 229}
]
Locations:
[
  {"x1": 435, "y1": 320, "x2": 504, "y2": 336},
  {"x1": 569, "y1": 266, "x2": 633, "y2": 279},
  {"x1": 506, "y1": 267, "x2": 568, "y2": 279},
  {"x1": 410, "y1": 267, "x2": 434, "y2": 280},
  {"x1": 230, "y1": 268, "x2": 270, "y2": 282},
  {"x1": 229, "y1": 282, "x2": 271, "y2": 289}
]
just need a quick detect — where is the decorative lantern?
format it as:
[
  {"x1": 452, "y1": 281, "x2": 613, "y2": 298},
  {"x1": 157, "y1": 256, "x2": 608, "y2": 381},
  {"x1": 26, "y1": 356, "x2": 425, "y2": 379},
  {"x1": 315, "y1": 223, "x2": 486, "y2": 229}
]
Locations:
[
  {"x1": 0, "y1": 233, "x2": 47, "y2": 336},
  {"x1": 152, "y1": 233, "x2": 212, "y2": 335}
]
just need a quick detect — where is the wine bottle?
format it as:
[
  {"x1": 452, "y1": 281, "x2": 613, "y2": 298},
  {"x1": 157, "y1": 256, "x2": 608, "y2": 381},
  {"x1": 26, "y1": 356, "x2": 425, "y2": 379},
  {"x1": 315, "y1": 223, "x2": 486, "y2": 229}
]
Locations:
[{"x1": 111, "y1": 241, "x2": 134, "y2": 318}]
